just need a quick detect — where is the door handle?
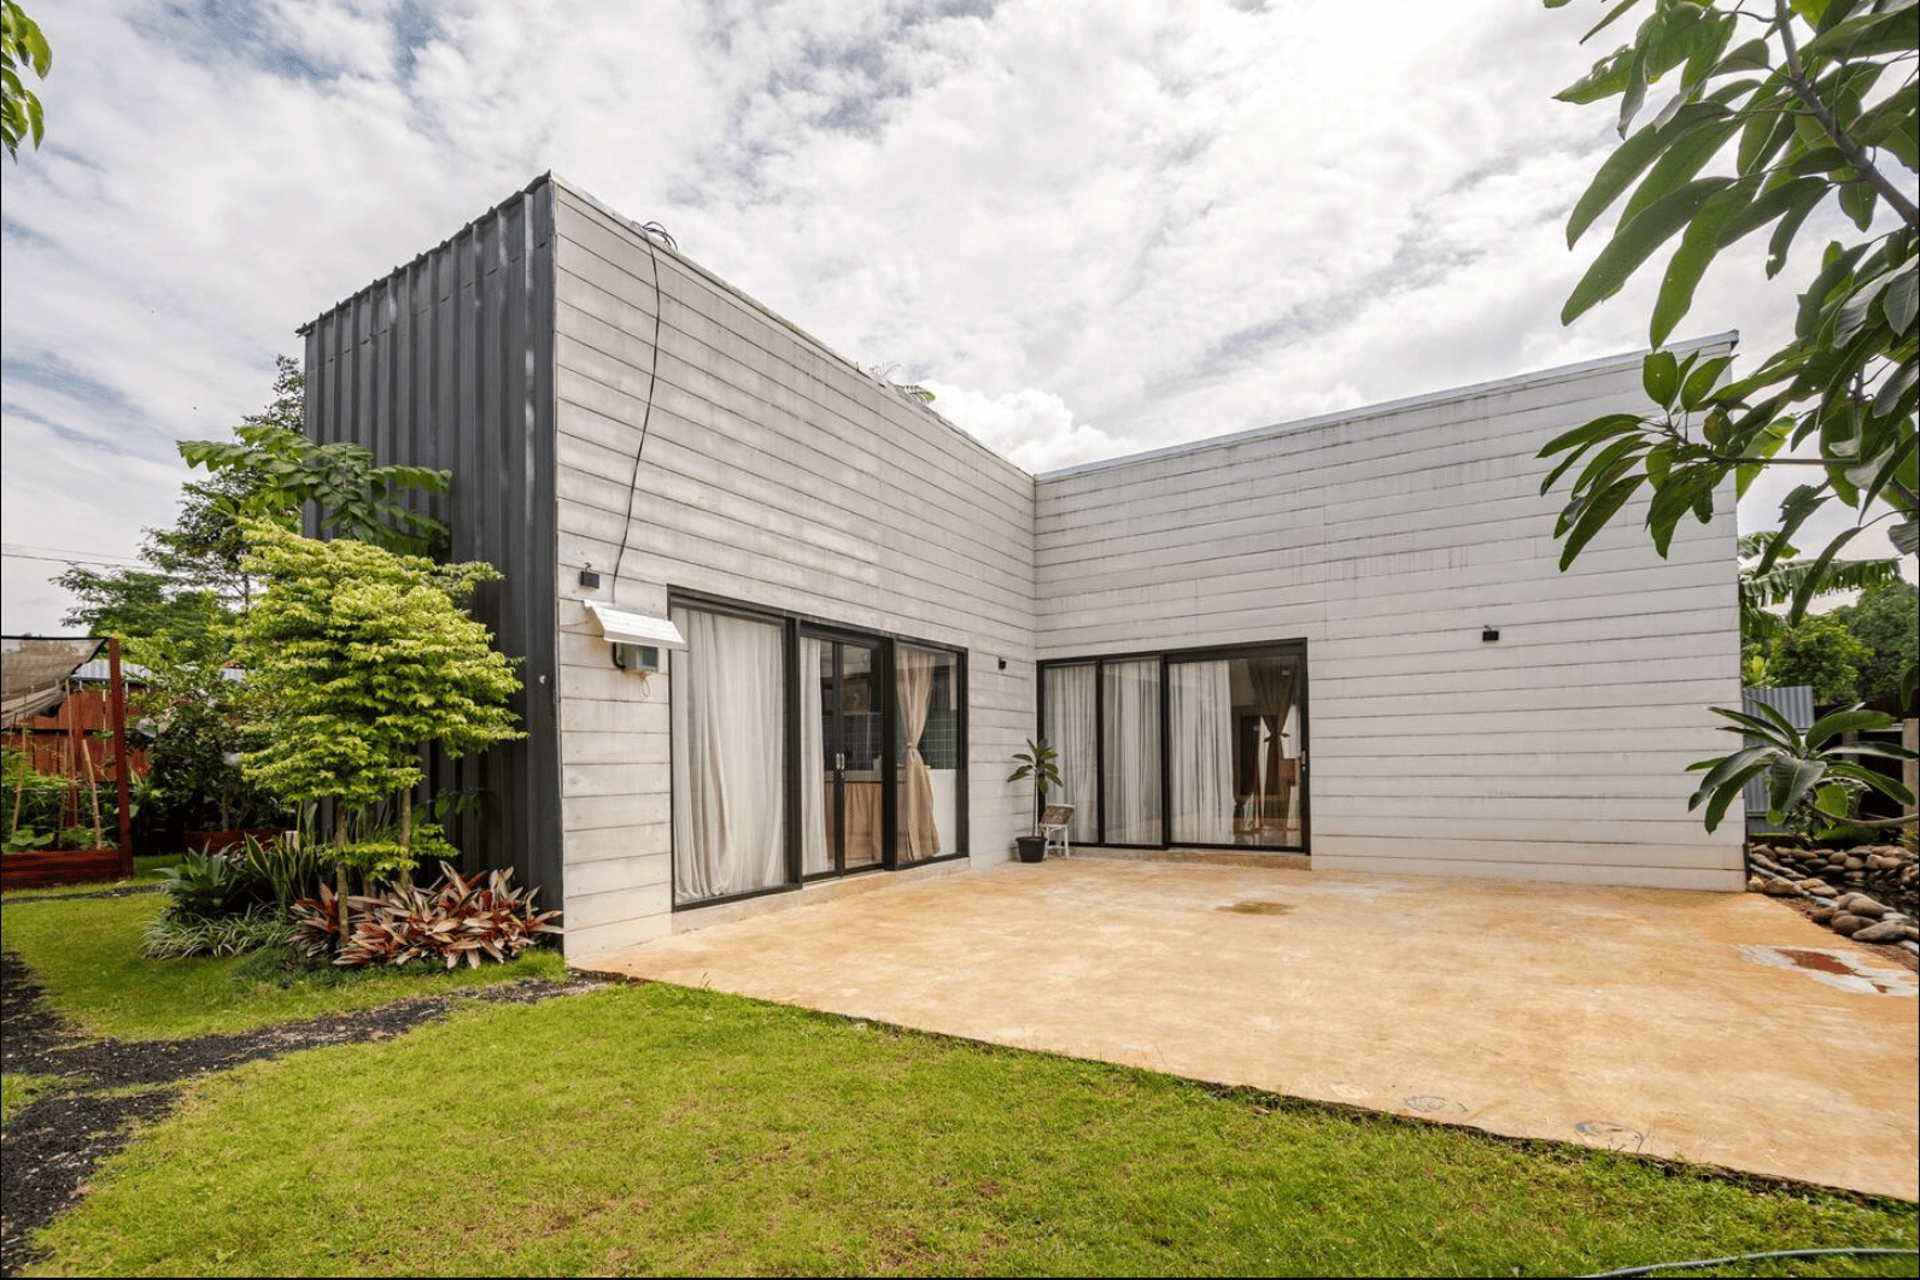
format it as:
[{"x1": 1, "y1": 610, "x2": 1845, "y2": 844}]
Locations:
[{"x1": 835, "y1": 752, "x2": 845, "y2": 771}]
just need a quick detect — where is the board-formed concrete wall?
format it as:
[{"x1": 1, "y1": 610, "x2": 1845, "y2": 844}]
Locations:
[
  {"x1": 548, "y1": 179, "x2": 1039, "y2": 958},
  {"x1": 1033, "y1": 343, "x2": 1745, "y2": 891}
]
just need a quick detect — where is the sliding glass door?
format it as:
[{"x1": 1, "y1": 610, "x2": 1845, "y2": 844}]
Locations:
[
  {"x1": 1038, "y1": 641, "x2": 1306, "y2": 853},
  {"x1": 802, "y1": 636, "x2": 883, "y2": 877},
  {"x1": 672, "y1": 596, "x2": 969, "y2": 908},
  {"x1": 1168, "y1": 651, "x2": 1303, "y2": 848}
]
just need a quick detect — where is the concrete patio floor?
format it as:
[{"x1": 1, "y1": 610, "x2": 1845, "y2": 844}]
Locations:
[{"x1": 589, "y1": 858, "x2": 1920, "y2": 1200}]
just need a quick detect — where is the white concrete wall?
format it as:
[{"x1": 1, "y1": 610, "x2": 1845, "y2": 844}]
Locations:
[
  {"x1": 548, "y1": 179, "x2": 1038, "y2": 958},
  {"x1": 1034, "y1": 344, "x2": 1745, "y2": 891}
]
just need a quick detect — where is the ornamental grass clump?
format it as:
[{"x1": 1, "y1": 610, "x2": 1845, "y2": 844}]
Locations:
[{"x1": 290, "y1": 861, "x2": 560, "y2": 969}]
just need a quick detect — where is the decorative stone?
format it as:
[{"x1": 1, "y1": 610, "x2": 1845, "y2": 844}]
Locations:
[
  {"x1": 1845, "y1": 856, "x2": 1866, "y2": 871},
  {"x1": 1763, "y1": 879, "x2": 1802, "y2": 897},
  {"x1": 1829, "y1": 914, "x2": 1869, "y2": 935},
  {"x1": 1852, "y1": 920, "x2": 1908, "y2": 944},
  {"x1": 1848, "y1": 897, "x2": 1888, "y2": 919},
  {"x1": 1747, "y1": 876, "x2": 1767, "y2": 893},
  {"x1": 1810, "y1": 906, "x2": 1836, "y2": 923},
  {"x1": 1869, "y1": 854, "x2": 1899, "y2": 870},
  {"x1": 1799, "y1": 879, "x2": 1835, "y2": 895}
]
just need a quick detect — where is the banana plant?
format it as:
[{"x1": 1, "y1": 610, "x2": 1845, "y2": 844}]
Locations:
[{"x1": 1687, "y1": 700, "x2": 1917, "y2": 834}]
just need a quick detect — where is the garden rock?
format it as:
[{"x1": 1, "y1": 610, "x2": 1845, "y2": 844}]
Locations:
[
  {"x1": 1829, "y1": 914, "x2": 1869, "y2": 936},
  {"x1": 1852, "y1": 920, "x2": 1909, "y2": 945}
]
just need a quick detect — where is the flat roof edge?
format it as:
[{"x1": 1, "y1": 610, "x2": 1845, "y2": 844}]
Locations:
[{"x1": 1035, "y1": 331, "x2": 1741, "y2": 483}]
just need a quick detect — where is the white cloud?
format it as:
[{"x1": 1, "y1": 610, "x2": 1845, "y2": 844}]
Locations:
[{"x1": 2, "y1": 0, "x2": 1910, "y2": 631}]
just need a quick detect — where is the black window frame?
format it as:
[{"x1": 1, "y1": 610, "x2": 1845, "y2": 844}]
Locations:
[
  {"x1": 668, "y1": 589, "x2": 970, "y2": 911},
  {"x1": 1037, "y1": 639, "x2": 1310, "y2": 855}
]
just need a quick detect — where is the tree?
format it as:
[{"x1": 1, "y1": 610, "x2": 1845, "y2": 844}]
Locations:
[
  {"x1": 1834, "y1": 578, "x2": 1920, "y2": 706},
  {"x1": 237, "y1": 523, "x2": 523, "y2": 921},
  {"x1": 1759, "y1": 611, "x2": 1873, "y2": 700},
  {"x1": 1, "y1": 0, "x2": 49, "y2": 161},
  {"x1": 1540, "y1": 0, "x2": 1917, "y2": 686},
  {"x1": 1542, "y1": 0, "x2": 1918, "y2": 831}
]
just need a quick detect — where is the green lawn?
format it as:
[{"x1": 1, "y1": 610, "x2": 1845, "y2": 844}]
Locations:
[
  {"x1": 4, "y1": 892, "x2": 1915, "y2": 1277},
  {"x1": 22, "y1": 983, "x2": 1920, "y2": 1278},
  {"x1": 0, "y1": 1071, "x2": 60, "y2": 1124},
  {"x1": 0, "y1": 890, "x2": 565, "y2": 1041}
]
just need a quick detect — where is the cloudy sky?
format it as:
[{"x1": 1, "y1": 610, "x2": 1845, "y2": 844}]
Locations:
[{"x1": 0, "y1": 0, "x2": 1905, "y2": 632}]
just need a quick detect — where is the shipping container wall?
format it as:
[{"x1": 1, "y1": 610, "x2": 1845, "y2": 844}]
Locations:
[{"x1": 302, "y1": 179, "x2": 562, "y2": 906}]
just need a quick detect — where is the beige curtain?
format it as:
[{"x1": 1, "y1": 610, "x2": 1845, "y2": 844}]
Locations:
[{"x1": 898, "y1": 648, "x2": 940, "y2": 858}]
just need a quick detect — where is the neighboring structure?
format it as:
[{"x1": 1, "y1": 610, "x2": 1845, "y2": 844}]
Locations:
[{"x1": 303, "y1": 173, "x2": 1744, "y2": 960}]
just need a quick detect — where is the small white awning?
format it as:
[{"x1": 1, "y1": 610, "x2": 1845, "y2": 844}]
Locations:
[{"x1": 584, "y1": 602, "x2": 687, "y2": 650}]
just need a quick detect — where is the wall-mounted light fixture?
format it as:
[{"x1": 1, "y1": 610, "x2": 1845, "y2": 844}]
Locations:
[
  {"x1": 579, "y1": 567, "x2": 601, "y2": 588},
  {"x1": 585, "y1": 601, "x2": 686, "y2": 676},
  {"x1": 1482, "y1": 626, "x2": 1500, "y2": 643}
]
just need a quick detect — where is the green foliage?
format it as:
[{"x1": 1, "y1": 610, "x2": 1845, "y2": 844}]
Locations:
[
  {"x1": 237, "y1": 523, "x2": 523, "y2": 878},
  {"x1": 1737, "y1": 531, "x2": 1901, "y2": 643},
  {"x1": 1545, "y1": 0, "x2": 1919, "y2": 831},
  {"x1": 1007, "y1": 737, "x2": 1064, "y2": 833},
  {"x1": 1541, "y1": 0, "x2": 1917, "y2": 667},
  {"x1": 1833, "y1": 579, "x2": 1920, "y2": 707},
  {"x1": 179, "y1": 357, "x2": 450, "y2": 558},
  {"x1": 1688, "y1": 700, "x2": 1917, "y2": 833},
  {"x1": 142, "y1": 700, "x2": 287, "y2": 835},
  {"x1": 1760, "y1": 611, "x2": 1875, "y2": 702},
  {"x1": 240, "y1": 832, "x2": 326, "y2": 911},
  {"x1": 141, "y1": 905, "x2": 291, "y2": 960},
  {"x1": 1, "y1": 0, "x2": 49, "y2": 160},
  {"x1": 156, "y1": 852, "x2": 270, "y2": 920}
]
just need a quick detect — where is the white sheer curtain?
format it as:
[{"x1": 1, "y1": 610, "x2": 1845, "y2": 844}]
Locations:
[
  {"x1": 670, "y1": 608, "x2": 788, "y2": 903},
  {"x1": 1169, "y1": 661, "x2": 1235, "y2": 846},
  {"x1": 1042, "y1": 665, "x2": 1097, "y2": 841},
  {"x1": 1102, "y1": 659, "x2": 1161, "y2": 843},
  {"x1": 799, "y1": 636, "x2": 829, "y2": 875}
]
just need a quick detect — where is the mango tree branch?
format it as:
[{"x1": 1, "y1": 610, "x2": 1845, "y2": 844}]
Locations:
[{"x1": 1775, "y1": 0, "x2": 1920, "y2": 228}]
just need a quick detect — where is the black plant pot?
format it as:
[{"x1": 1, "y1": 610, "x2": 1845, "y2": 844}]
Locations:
[{"x1": 1015, "y1": 836, "x2": 1048, "y2": 863}]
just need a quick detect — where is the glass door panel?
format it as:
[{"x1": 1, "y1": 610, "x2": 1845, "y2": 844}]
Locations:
[
  {"x1": 1169, "y1": 652, "x2": 1303, "y2": 849},
  {"x1": 838, "y1": 644, "x2": 882, "y2": 871},
  {"x1": 807, "y1": 635, "x2": 882, "y2": 876}
]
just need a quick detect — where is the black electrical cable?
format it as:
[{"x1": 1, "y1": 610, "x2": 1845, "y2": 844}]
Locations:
[
  {"x1": 608, "y1": 220, "x2": 675, "y2": 604},
  {"x1": 1579, "y1": 1246, "x2": 1918, "y2": 1277}
]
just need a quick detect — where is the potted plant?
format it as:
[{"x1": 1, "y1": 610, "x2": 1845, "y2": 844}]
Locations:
[{"x1": 1007, "y1": 738, "x2": 1062, "y2": 863}]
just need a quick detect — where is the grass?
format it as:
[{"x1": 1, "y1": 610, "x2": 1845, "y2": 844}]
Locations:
[
  {"x1": 23, "y1": 983, "x2": 1920, "y2": 1278},
  {"x1": 0, "y1": 1071, "x2": 60, "y2": 1124},
  {"x1": 0, "y1": 854, "x2": 186, "y2": 900},
  {"x1": 0, "y1": 891, "x2": 566, "y2": 1041}
]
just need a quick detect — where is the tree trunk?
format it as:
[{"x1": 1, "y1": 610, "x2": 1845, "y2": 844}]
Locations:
[
  {"x1": 396, "y1": 785, "x2": 413, "y2": 891},
  {"x1": 334, "y1": 826, "x2": 350, "y2": 943}
]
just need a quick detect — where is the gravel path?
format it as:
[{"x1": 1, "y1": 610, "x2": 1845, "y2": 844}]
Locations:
[{"x1": 0, "y1": 951, "x2": 605, "y2": 1276}]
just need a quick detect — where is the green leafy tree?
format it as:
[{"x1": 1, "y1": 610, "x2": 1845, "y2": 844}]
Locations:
[
  {"x1": 1834, "y1": 578, "x2": 1920, "y2": 706},
  {"x1": 1736, "y1": 531, "x2": 1899, "y2": 642},
  {"x1": 237, "y1": 523, "x2": 524, "y2": 924},
  {"x1": 1542, "y1": 0, "x2": 1917, "y2": 830},
  {"x1": 2, "y1": 0, "x2": 50, "y2": 161},
  {"x1": 1760, "y1": 611, "x2": 1874, "y2": 701}
]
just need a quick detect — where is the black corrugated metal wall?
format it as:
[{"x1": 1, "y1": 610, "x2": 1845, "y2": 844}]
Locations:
[{"x1": 301, "y1": 177, "x2": 561, "y2": 908}]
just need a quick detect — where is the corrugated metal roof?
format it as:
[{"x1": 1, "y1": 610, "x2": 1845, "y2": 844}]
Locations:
[{"x1": 1743, "y1": 685, "x2": 1816, "y2": 833}]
